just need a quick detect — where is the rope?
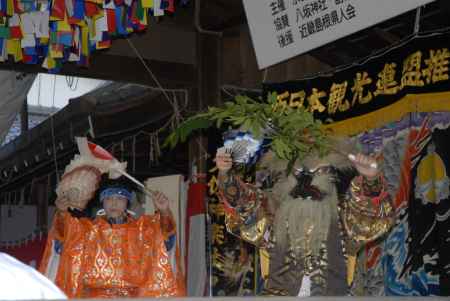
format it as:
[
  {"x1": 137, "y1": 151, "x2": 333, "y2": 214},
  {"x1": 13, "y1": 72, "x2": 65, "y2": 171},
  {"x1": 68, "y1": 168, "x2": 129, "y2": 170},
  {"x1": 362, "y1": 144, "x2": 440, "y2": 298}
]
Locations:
[
  {"x1": 37, "y1": 74, "x2": 41, "y2": 106},
  {"x1": 51, "y1": 74, "x2": 56, "y2": 108},
  {"x1": 50, "y1": 114, "x2": 59, "y2": 184},
  {"x1": 126, "y1": 38, "x2": 177, "y2": 111}
]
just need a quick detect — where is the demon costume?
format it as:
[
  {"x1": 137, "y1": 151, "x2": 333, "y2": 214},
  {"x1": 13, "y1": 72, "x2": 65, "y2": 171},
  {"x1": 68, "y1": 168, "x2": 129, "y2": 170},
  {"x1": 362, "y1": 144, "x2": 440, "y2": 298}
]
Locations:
[{"x1": 217, "y1": 148, "x2": 394, "y2": 296}]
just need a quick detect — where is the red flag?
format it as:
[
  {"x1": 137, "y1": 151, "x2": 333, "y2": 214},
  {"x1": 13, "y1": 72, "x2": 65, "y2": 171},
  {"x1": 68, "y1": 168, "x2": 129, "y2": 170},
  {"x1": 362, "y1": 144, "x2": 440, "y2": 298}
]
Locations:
[
  {"x1": 85, "y1": 2, "x2": 99, "y2": 17},
  {"x1": 167, "y1": 0, "x2": 175, "y2": 13},
  {"x1": 51, "y1": 0, "x2": 66, "y2": 20},
  {"x1": 87, "y1": 142, "x2": 114, "y2": 160},
  {"x1": 77, "y1": 137, "x2": 115, "y2": 161},
  {"x1": 106, "y1": 9, "x2": 116, "y2": 33}
]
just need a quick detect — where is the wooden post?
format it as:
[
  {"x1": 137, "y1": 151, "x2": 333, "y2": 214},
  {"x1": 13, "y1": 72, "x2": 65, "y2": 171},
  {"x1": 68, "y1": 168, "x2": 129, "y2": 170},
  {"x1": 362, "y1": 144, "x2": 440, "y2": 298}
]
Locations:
[{"x1": 189, "y1": 32, "x2": 222, "y2": 183}]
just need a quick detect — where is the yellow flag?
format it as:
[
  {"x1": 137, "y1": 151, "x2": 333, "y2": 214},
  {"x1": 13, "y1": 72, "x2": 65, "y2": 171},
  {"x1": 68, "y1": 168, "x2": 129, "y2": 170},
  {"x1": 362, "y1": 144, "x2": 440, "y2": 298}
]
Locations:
[
  {"x1": 50, "y1": 46, "x2": 63, "y2": 58},
  {"x1": 46, "y1": 56, "x2": 57, "y2": 69},
  {"x1": 81, "y1": 27, "x2": 89, "y2": 56},
  {"x1": 142, "y1": 8, "x2": 148, "y2": 25},
  {"x1": 40, "y1": 37, "x2": 50, "y2": 44},
  {"x1": 6, "y1": 0, "x2": 14, "y2": 16},
  {"x1": 57, "y1": 15, "x2": 71, "y2": 31},
  {"x1": 88, "y1": 19, "x2": 96, "y2": 41},
  {"x1": 142, "y1": 0, "x2": 153, "y2": 8},
  {"x1": 92, "y1": 10, "x2": 104, "y2": 21},
  {"x1": 7, "y1": 39, "x2": 22, "y2": 62}
]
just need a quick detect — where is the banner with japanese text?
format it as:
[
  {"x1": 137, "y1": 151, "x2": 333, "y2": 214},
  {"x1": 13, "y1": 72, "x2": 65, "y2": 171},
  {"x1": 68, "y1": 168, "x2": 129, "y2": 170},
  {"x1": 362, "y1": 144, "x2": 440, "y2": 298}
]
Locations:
[
  {"x1": 207, "y1": 165, "x2": 259, "y2": 296},
  {"x1": 205, "y1": 128, "x2": 260, "y2": 296},
  {"x1": 263, "y1": 30, "x2": 450, "y2": 135}
]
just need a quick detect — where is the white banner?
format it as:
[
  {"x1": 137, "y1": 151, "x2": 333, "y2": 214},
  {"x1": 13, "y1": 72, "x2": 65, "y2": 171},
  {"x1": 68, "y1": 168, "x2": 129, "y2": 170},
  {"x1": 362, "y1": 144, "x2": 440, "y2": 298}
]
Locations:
[{"x1": 243, "y1": 0, "x2": 436, "y2": 69}]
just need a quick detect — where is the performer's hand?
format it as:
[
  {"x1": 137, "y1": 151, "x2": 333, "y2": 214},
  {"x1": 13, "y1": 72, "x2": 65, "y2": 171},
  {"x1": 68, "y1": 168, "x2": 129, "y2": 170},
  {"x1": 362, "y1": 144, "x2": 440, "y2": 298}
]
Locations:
[
  {"x1": 350, "y1": 153, "x2": 379, "y2": 179},
  {"x1": 55, "y1": 197, "x2": 70, "y2": 212},
  {"x1": 69, "y1": 191, "x2": 92, "y2": 211},
  {"x1": 215, "y1": 148, "x2": 232, "y2": 174},
  {"x1": 153, "y1": 191, "x2": 171, "y2": 215},
  {"x1": 56, "y1": 165, "x2": 100, "y2": 211}
]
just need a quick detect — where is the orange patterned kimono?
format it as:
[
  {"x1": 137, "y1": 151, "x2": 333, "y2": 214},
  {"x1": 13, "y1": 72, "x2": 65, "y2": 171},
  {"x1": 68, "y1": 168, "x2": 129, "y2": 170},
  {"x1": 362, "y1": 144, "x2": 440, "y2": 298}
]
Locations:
[{"x1": 39, "y1": 211, "x2": 185, "y2": 298}]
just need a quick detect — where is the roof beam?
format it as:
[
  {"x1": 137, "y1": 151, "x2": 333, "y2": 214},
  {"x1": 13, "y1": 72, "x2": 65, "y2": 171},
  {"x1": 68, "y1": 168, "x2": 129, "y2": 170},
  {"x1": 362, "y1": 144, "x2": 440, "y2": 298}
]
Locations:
[
  {"x1": 372, "y1": 27, "x2": 401, "y2": 44},
  {"x1": 0, "y1": 54, "x2": 196, "y2": 88}
]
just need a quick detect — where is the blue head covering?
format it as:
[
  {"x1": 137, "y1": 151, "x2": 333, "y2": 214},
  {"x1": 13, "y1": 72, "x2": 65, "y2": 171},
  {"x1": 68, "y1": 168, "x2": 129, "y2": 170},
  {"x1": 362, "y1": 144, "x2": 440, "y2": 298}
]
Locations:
[{"x1": 99, "y1": 187, "x2": 132, "y2": 203}]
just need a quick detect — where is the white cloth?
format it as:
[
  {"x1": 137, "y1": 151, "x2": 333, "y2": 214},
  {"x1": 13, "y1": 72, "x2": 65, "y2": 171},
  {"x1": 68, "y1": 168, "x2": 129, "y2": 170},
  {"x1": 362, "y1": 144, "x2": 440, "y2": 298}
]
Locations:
[
  {"x1": 8, "y1": 14, "x2": 20, "y2": 27},
  {"x1": 33, "y1": 11, "x2": 50, "y2": 38},
  {"x1": 20, "y1": 11, "x2": 50, "y2": 39},
  {"x1": 93, "y1": 14, "x2": 108, "y2": 42},
  {"x1": 0, "y1": 253, "x2": 67, "y2": 299},
  {"x1": 187, "y1": 214, "x2": 206, "y2": 296},
  {"x1": 104, "y1": 0, "x2": 115, "y2": 9},
  {"x1": 298, "y1": 275, "x2": 311, "y2": 297},
  {"x1": 64, "y1": 0, "x2": 74, "y2": 17},
  {"x1": 154, "y1": 0, "x2": 164, "y2": 16}
]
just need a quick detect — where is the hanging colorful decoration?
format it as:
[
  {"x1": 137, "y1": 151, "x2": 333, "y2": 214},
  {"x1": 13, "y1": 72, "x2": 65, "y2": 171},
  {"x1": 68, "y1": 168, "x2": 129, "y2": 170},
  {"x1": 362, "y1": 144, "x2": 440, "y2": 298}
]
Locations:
[{"x1": 0, "y1": 0, "x2": 189, "y2": 72}]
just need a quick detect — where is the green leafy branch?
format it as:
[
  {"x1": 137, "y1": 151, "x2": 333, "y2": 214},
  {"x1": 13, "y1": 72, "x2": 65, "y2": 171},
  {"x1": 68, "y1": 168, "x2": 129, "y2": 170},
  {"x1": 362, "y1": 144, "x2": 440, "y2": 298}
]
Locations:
[{"x1": 163, "y1": 92, "x2": 330, "y2": 167}]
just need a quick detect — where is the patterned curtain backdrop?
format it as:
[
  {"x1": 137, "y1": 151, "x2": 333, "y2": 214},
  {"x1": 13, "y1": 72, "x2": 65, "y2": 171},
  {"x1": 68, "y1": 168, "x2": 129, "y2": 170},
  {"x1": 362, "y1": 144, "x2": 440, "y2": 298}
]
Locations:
[{"x1": 353, "y1": 112, "x2": 450, "y2": 296}]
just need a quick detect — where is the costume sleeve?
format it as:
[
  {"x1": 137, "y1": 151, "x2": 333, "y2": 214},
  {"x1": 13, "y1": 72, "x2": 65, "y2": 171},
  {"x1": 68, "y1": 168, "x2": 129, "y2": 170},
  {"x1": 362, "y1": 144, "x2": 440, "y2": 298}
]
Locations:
[
  {"x1": 39, "y1": 211, "x2": 72, "y2": 276},
  {"x1": 160, "y1": 212, "x2": 186, "y2": 295},
  {"x1": 341, "y1": 174, "x2": 395, "y2": 287},
  {"x1": 217, "y1": 171, "x2": 271, "y2": 247},
  {"x1": 51, "y1": 211, "x2": 67, "y2": 242},
  {"x1": 38, "y1": 211, "x2": 89, "y2": 297},
  {"x1": 139, "y1": 215, "x2": 186, "y2": 297},
  {"x1": 341, "y1": 174, "x2": 395, "y2": 254},
  {"x1": 159, "y1": 211, "x2": 183, "y2": 290},
  {"x1": 159, "y1": 212, "x2": 176, "y2": 252},
  {"x1": 46, "y1": 210, "x2": 87, "y2": 243}
]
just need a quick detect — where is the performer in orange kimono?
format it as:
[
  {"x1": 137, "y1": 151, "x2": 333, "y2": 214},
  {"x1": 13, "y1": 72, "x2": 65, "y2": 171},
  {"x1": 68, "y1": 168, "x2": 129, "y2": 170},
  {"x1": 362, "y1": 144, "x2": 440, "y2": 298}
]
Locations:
[{"x1": 39, "y1": 162, "x2": 185, "y2": 298}]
